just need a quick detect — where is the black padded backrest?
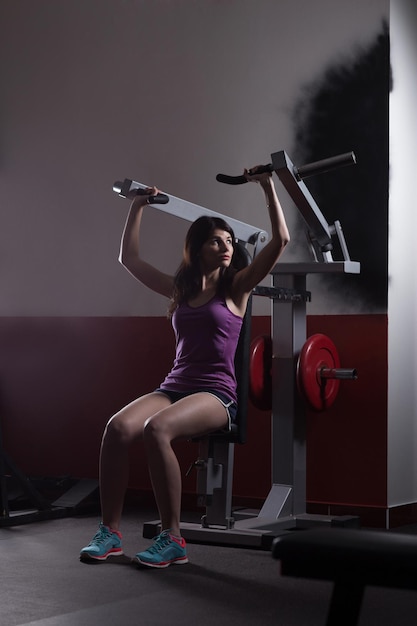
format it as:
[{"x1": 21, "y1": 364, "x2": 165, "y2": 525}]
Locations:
[
  {"x1": 232, "y1": 290, "x2": 252, "y2": 444},
  {"x1": 217, "y1": 242, "x2": 253, "y2": 444},
  {"x1": 200, "y1": 242, "x2": 252, "y2": 445}
]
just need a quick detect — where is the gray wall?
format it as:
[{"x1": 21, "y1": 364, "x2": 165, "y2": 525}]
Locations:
[{"x1": 1, "y1": 0, "x2": 388, "y2": 316}]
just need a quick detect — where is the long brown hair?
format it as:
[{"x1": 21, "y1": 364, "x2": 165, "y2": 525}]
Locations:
[{"x1": 168, "y1": 216, "x2": 246, "y2": 316}]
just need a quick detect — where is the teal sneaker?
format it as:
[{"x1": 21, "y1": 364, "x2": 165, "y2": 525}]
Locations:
[
  {"x1": 133, "y1": 530, "x2": 188, "y2": 569},
  {"x1": 80, "y1": 523, "x2": 123, "y2": 561}
]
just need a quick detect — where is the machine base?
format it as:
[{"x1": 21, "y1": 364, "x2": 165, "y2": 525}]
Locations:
[{"x1": 143, "y1": 512, "x2": 360, "y2": 550}]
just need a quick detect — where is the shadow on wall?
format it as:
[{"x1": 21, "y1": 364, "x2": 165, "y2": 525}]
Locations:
[{"x1": 291, "y1": 21, "x2": 391, "y2": 313}]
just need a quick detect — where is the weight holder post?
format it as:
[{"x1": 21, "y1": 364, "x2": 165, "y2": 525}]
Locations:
[{"x1": 320, "y1": 368, "x2": 358, "y2": 380}]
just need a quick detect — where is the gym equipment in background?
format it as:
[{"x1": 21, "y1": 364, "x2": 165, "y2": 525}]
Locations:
[{"x1": 0, "y1": 414, "x2": 98, "y2": 528}]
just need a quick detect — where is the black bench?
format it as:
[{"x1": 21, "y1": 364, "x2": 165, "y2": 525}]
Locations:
[{"x1": 272, "y1": 527, "x2": 417, "y2": 626}]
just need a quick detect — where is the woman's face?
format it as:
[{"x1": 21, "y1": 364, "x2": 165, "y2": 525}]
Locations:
[{"x1": 199, "y1": 229, "x2": 234, "y2": 273}]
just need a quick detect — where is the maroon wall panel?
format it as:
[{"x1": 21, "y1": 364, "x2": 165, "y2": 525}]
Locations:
[
  {"x1": 0, "y1": 314, "x2": 387, "y2": 510},
  {"x1": 306, "y1": 315, "x2": 388, "y2": 507}
]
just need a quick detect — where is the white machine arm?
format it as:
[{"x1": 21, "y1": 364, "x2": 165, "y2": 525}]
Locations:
[{"x1": 113, "y1": 179, "x2": 269, "y2": 257}]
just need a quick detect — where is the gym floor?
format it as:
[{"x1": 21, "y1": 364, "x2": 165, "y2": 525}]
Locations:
[{"x1": 1, "y1": 506, "x2": 417, "y2": 626}]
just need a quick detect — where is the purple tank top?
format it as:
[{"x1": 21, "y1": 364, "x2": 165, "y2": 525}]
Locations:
[{"x1": 159, "y1": 293, "x2": 243, "y2": 403}]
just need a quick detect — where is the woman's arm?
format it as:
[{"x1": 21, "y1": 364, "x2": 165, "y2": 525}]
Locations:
[
  {"x1": 231, "y1": 168, "x2": 290, "y2": 309},
  {"x1": 118, "y1": 187, "x2": 174, "y2": 298}
]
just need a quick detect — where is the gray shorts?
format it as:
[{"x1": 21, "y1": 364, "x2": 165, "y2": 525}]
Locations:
[{"x1": 154, "y1": 388, "x2": 238, "y2": 431}]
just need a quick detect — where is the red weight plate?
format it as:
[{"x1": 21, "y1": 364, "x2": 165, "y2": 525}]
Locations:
[
  {"x1": 297, "y1": 333, "x2": 340, "y2": 411},
  {"x1": 249, "y1": 335, "x2": 272, "y2": 411}
]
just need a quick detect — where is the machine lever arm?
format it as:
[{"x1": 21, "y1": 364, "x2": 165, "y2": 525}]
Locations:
[{"x1": 216, "y1": 151, "x2": 356, "y2": 185}]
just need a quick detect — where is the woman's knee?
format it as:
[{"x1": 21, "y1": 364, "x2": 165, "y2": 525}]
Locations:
[
  {"x1": 143, "y1": 415, "x2": 170, "y2": 447},
  {"x1": 103, "y1": 413, "x2": 138, "y2": 446}
]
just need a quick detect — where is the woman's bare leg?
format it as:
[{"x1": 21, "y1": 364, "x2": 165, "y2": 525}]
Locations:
[
  {"x1": 143, "y1": 393, "x2": 229, "y2": 536},
  {"x1": 99, "y1": 393, "x2": 171, "y2": 530}
]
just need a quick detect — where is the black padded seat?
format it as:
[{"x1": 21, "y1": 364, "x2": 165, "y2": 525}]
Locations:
[{"x1": 272, "y1": 527, "x2": 417, "y2": 626}]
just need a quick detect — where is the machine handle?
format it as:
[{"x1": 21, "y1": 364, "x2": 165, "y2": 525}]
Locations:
[
  {"x1": 216, "y1": 164, "x2": 274, "y2": 185},
  {"x1": 113, "y1": 180, "x2": 169, "y2": 204},
  {"x1": 134, "y1": 188, "x2": 170, "y2": 204}
]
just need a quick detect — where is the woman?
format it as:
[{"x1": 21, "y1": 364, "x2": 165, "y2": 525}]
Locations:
[{"x1": 80, "y1": 166, "x2": 290, "y2": 568}]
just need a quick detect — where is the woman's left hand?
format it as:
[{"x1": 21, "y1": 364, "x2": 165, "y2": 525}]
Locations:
[{"x1": 127, "y1": 186, "x2": 160, "y2": 205}]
